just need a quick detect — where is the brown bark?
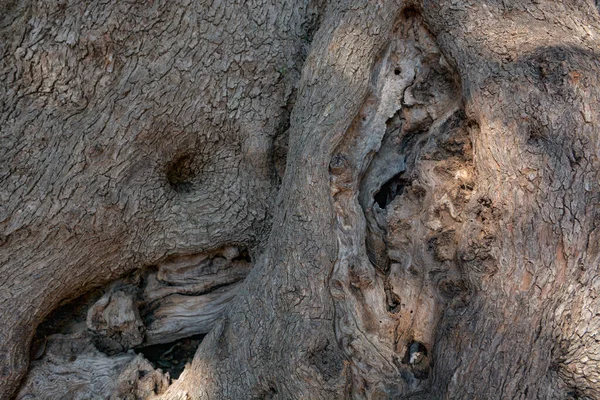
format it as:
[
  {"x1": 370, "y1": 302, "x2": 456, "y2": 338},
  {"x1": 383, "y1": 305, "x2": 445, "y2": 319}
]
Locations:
[
  {"x1": 420, "y1": 1, "x2": 600, "y2": 398},
  {"x1": 0, "y1": 0, "x2": 318, "y2": 396},
  {"x1": 2, "y1": 0, "x2": 600, "y2": 399}
]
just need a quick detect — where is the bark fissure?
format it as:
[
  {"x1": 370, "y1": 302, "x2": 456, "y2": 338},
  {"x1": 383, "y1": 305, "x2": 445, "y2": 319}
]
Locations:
[
  {"x1": 16, "y1": 246, "x2": 253, "y2": 398},
  {"x1": 0, "y1": 0, "x2": 322, "y2": 396},
  {"x1": 329, "y1": 12, "x2": 475, "y2": 398},
  {"x1": 3, "y1": 0, "x2": 600, "y2": 399}
]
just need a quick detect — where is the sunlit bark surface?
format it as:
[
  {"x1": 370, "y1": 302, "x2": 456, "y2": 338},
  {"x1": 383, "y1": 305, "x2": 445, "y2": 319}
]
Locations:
[{"x1": 2, "y1": 0, "x2": 600, "y2": 399}]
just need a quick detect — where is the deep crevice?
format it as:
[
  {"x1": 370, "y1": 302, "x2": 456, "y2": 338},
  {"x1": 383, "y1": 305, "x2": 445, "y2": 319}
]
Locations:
[
  {"x1": 31, "y1": 287, "x2": 107, "y2": 360},
  {"x1": 385, "y1": 282, "x2": 402, "y2": 314},
  {"x1": 271, "y1": 90, "x2": 294, "y2": 184},
  {"x1": 374, "y1": 174, "x2": 411, "y2": 209},
  {"x1": 403, "y1": 341, "x2": 430, "y2": 380},
  {"x1": 403, "y1": 341, "x2": 428, "y2": 364},
  {"x1": 235, "y1": 247, "x2": 252, "y2": 263},
  {"x1": 134, "y1": 334, "x2": 204, "y2": 379},
  {"x1": 29, "y1": 246, "x2": 253, "y2": 382}
]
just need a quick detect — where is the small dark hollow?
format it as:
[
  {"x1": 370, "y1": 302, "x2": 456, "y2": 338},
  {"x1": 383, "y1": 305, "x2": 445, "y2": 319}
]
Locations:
[
  {"x1": 135, "y1": 334, "x2": 204, "y2": 379},
  {"x1": 403, "y1": 341, "x2": 430, "y2": 379},
  {"x1": 394, "y1": 67, "x2": 401, "y2": 75},
  {"x1": 407, "y1": 264, "x2": 420, "y2": 277},
  {"x1": 401, "y1": 5, "x2": 421, "y2": 19},
  {"x1": 478, "y1": 196, "x2": 492, "y2": 208},
  {"x1": 166, "y1": 153, "x2": 196, "y2": 193},
  {"x1": 262, "y1": 386, "x2": 278, "y2": 400},
  {"x1": 233, "y1": 248, "x2": 252, "y2": 263},
  {"x1": 566, "y1": 387, "x2": 585, "y2": 400},
  {"x1": 403, "y1": 341, "x2": 427, "y2": 363},
  {"x1": 386, "y1": 290, "x2": 402, "y2": 314},
  {"x1": 329, "y1": 153, "x2": 348, "y2": 173},
  {"x1": 374, "y1": 173, "x2": 411, "y2": 209}
]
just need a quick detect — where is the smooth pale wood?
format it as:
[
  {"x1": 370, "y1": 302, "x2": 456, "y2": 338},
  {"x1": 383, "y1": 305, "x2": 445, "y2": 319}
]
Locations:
[{"x1": 143, "y1": 283, "x2": 242, "y2": 345}]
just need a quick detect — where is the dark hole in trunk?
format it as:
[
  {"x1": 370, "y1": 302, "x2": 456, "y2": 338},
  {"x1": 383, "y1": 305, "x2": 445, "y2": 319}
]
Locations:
[
  {"x1": 403, "y1": 341, "x2": 428, "y2": 364},
  {"x1": 166, "y1": 153, "x2": 196, "y2": 193},
  {"x1": 385, "y1": 287, "x2": 402, "y2": 314},
  {"x1": 374, "y1": 174, "x2": 411, "y2": 209},
  {"x1": 403, "y1": 340, "x2": 430, "y2": 380},
  {"x1": 135, "y1": 334, "x2": 204, "y2": 379},
  {"x1": 235, "y1": 248, "x2": 252, "y2": 263}
]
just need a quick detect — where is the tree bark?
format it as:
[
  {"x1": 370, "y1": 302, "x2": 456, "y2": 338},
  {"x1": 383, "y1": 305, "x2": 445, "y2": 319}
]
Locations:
[{"x1": 2, "y1": 0, "x2": 600, "y2": 399}]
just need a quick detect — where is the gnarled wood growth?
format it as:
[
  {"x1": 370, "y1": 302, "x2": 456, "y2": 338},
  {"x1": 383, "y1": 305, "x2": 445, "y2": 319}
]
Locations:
[
  {"x1": 0, "y1": 0, "x2": 318, "y2": 397},
  {"x1": 17, "y1": 332, "x2": 170, "y2": 400},
  {"x1": 2, "y1": 0, "x2": 600, "y2": 399},
  {"x1": 330, "y1": 15, "x2": 474, "y2": 397},
  {"x1": 15, "y1": 246, "x2": 252, "y2": 399}
]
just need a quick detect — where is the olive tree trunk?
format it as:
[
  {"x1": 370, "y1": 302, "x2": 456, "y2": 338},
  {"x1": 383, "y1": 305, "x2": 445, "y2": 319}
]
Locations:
[{"x1": 2, "y1": 0, "x2": 600, "y2": 399}]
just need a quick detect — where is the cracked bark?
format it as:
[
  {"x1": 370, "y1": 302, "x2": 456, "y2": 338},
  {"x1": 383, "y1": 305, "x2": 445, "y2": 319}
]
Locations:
[{"x1": 2, "y1": 0, "x2": 600, "y2": 399}]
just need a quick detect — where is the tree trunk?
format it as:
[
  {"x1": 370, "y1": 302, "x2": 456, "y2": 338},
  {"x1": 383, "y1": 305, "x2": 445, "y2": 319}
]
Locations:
[{"x1": 2, "y1": 0, "x2": 600, "y2": 399}]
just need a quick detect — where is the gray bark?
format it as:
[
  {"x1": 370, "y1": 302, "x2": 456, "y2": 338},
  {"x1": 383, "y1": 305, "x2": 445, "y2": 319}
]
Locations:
[
  {"x1": 1, "y1": 0, "x2": 316, "y2": 396},
  {"x1": 2, "y1": 0, "x2": 600, "y2": 399}
]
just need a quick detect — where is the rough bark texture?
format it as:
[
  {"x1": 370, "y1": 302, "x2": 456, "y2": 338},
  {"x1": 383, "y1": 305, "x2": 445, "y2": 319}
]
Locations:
[
  {"x1": 1, "y1": 0, "x2": 318, "y2": 396},
  {"x1": 420, "y1": 2, "x2": 600, "y2": 398},
  {"x1": 2, "y1": 0, "x2": 600, "y2": 399}
]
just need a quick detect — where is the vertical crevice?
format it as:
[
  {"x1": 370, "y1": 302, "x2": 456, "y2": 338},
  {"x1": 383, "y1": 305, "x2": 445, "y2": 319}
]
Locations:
[{"x1": 329, "y1": 8, "x2": 475, "y2": 397}]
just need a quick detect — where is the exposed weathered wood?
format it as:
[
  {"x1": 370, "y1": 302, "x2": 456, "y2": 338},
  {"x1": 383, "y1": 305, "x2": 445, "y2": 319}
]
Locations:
[
  {"x1": 87, "y1": 289, "x2": 145, "y2": 355},
  {"x1": 110, "y1": 355, "x2": 171, "y2": 400},
  {"x1": 328, "y1": 15, "x2": 473, "y2": 397},
  {"x1": 140, "y1": 247, "x2": 251, "y2": 345},
  {"x1": 143, "y1": 282, "x2": 242, "y2": 346},
  {"x1": 3, "y1": 0, "x2": 600, "y2": 399},
  {"x1": 144, "y1": 248, "x2": 252, "y2": 302},
  {"x1": 15, "y1": 332, "x2": 170, "y2": 400},
  {"x1": 0, "y1": 0, "x2": 317, "y2": 396},
  {"x1": 84, "y1": 248, "x2": 251, "y2": 347},
  {"x1": 18, "y1": 246, "x2": 250, "y2": 397}
]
